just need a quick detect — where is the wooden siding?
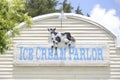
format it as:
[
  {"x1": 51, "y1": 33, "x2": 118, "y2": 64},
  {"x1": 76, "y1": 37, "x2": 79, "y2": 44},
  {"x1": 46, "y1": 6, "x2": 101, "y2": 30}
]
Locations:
[{"x1": 0, "y1": 13, "x2": 120, "y2": 80}]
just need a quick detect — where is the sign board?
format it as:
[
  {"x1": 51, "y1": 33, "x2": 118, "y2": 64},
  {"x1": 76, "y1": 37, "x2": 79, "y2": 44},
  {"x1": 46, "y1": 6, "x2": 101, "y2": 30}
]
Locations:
[{"x1": 14, "y1": 43, "x2": 109, "y2": 66}]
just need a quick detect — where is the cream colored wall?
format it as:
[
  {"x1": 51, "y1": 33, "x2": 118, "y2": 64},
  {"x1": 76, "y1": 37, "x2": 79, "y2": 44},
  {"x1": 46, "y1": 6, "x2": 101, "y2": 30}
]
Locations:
[{"x1": 0, "y1": 13, "x2": 120, "y2": 80}]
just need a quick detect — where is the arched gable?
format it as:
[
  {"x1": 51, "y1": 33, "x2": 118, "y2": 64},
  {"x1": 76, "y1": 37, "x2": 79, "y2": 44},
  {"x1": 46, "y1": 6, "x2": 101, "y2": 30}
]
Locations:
[
  {"x1": 14, "y1": 13, "x2": 116, "y2": 47},
  {"x1": 1, "y1": 13, "x2": 120, "y2": 79}
]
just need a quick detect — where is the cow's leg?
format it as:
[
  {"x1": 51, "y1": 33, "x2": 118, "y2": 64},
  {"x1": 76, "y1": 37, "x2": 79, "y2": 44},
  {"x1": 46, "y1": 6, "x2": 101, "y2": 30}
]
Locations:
[
  {"x1": 52, "y1": 42, "x2": 57, "y2": 56},
  {"x1": 64, "y1": 39, "x2": 69, "y2": 46},
  {"x1": 64, "y1": 40, "x2": 71, "y2": 47},
  {"x1": 55, "y1": 42, "x2": 58, "y2": 51},
  {"x1": 64, "y1": 39, "x2": 71, "y2": 47},
  {"x1": 51, "y1": 41, "x2": 55, "y2": 53},
  {"x1": 68, "y1": 40, "x2": 72, "y2": 47},
  {"x1": 65, "y1": 42, "x2": 68, "y2": 45},
  {"x1": 51, "y1": 45, "x2": 54, "y2": 51}
]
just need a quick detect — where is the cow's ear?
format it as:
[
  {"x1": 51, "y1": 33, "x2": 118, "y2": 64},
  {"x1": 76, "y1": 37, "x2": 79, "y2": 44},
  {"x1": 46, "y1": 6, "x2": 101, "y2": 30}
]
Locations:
[{"x1": 54, "y1": 28, "x2": 56, "y2": 31}]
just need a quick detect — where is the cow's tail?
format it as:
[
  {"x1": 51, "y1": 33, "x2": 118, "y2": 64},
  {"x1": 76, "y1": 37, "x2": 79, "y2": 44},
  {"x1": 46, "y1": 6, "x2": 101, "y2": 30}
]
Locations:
[{"x1": 71, "y1": 36, "x2": 75, "y2": 42}]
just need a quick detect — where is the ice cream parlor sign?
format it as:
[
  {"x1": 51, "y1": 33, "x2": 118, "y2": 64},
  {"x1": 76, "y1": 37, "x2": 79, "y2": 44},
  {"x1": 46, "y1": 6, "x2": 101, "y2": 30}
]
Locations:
[
  {"x1": 14, "y1": 28, "x2": 109, "y2": 66},
  {"x1": 14, "y1": 43, "x2": 109, "y2": 66}
]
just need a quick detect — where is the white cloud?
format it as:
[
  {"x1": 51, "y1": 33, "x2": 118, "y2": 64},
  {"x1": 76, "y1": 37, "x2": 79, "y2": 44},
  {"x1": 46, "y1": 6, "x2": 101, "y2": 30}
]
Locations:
[{"x1": 90, "y1": 4, "x2": 120, "y2": 36}]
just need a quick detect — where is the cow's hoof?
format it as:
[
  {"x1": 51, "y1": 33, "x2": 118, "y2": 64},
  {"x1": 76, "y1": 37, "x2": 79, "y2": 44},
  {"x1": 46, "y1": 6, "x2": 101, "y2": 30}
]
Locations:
[
  {"x1": 65, "y1": 42, "x2": 67, "y2": 45},
  {"x1": 68, "y1": 44, "x2": 71, "y2": 47}
]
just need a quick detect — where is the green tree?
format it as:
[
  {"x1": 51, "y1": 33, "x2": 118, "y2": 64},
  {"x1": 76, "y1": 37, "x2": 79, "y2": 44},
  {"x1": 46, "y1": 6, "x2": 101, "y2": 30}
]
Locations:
[
  {"x1": 0, "y1": 0, "x2": 31, "y2": 54},
  {"x1": 62, "y1": 0, "x2": 73, "y2": 13},
  {"x1": 26, "y1": 0, "x2": 58, "y2": 17},
  {"x1": 75, "y1": 6, "x2": 91, "y2": 17},
  {"x1": 75, "y1": 6, "x2": 83, "y2": 15},
  {"x1": 87, "y1": 13, "x2": 90, "y2": 17}
]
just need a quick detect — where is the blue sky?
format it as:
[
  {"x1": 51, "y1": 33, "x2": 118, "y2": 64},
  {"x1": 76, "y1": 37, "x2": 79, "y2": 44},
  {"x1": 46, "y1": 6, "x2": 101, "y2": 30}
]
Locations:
[{"x1": 57, "y1": 0, "x2": 120, "y2": 17}]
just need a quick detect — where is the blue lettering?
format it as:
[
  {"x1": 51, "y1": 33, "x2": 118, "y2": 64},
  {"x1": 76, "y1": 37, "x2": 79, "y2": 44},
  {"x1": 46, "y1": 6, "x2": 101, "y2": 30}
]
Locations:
[
  {"x1": 69, "y1": 46, "x2": 74, "y2": 60},
  {"x1": 22, "y1": 47, "x2": 33, "y2": 60},
  {"x1": 23, "y1": 48, "x2": 28, "y2": 60},
  {"x1": 60, "y1": 48, "x2": 66, "y2": 60},
  {"x1": 19, "y1": 45, "x2": 104, "y2": 61},
  {"x1": 19, "y1": 46, "x2": 23, "y2": 60},
  {"x1": 97, "y1": 48, "x2": 103, "y2": 60},
  {"x1": 86, "y1": 48, "x2": 91, "y2": 60},
  {"x1": 74, "y1": 48, "x2": 79, "y2": 60},
  {"x1": 79, "y1": 48, "x2": 86, "y2": 60},
  {"x1": 54, "y1": 49, "x2": 59, "y2": 60},
  {"x1": 36, "y1": 47, "x2": 41, "y2": 60},
  {"x1": 92, "y1": 48, "x2": 97, "y2": 60},
  {"x1": 48, "y1": 48, "x2": 53, "y2": 60},
  {"x1": 41, "y1": 48, "x2": 46, "y2": 60},
  {"x1": 28, "y1": 48, "x2": 33, "y2": 60}
]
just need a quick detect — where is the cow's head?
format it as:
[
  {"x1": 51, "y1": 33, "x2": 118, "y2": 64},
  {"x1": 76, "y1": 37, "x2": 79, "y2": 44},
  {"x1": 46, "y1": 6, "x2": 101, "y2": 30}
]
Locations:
[{"x1": 48, "y1": 28, "x2": 56, "y2": 34}]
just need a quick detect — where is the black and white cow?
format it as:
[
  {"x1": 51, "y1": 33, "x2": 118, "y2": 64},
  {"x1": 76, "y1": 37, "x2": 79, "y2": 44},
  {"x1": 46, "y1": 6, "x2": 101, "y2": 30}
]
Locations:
[{"x1": 48, "y1": 28, "x2": 75, "y2": 50}]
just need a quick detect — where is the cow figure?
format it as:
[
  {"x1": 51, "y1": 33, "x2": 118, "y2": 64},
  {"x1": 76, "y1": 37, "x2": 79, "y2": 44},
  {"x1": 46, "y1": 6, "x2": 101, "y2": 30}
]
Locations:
[{"x1": 48, "y1": 28, "x2": 75, "y2": 51}]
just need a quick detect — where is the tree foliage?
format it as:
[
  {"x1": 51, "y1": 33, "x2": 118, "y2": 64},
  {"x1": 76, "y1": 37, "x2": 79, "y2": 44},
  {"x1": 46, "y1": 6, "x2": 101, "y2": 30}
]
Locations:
[
  {"x1": 62, "y1": 0, "x2": 73, "y2": 13},
  {"x1": 75, "y1": 6, "x2": 83, "y2": 15},
  {"x1": 25, "y1": 0, "x2": 73, "y2": 17},
  {"x1": 0, "y1": 0, "x2": 31, "y2": 54},
  {"x1": 26, "y1": 0, "x2": 58, "y2": 17},
  {"x1": 87, "y1": 13, "x2": 90, "y2": 17},
  {"x1": 75, "y1": 6, "x2": 90, "y2": 17}
]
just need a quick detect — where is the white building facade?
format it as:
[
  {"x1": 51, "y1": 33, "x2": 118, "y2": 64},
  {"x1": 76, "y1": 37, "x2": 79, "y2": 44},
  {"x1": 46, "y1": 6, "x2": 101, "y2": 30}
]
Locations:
[{"x1": 0, "y1": 13, "x2": 120, "y2": 80}]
